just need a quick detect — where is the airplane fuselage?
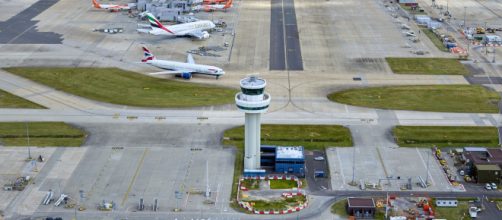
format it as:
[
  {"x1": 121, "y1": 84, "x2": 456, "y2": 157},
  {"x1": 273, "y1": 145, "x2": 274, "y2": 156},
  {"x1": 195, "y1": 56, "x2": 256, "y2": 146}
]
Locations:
[
  {"x1": 149, "y1": 20, "x2": 215, "y2": 36},
  {"x1": 146, "y1": 60, "x2": 224, "y2": 77},
  {"x1": 94, "y1": 4, "x2": 130, "y2": 10}
]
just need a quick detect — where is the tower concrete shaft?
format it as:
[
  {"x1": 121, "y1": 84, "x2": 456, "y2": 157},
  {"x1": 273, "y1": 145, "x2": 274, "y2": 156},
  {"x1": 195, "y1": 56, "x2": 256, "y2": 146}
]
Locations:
[{"x1": 244, "y1": 113, "x2": 261, "y2": 169}]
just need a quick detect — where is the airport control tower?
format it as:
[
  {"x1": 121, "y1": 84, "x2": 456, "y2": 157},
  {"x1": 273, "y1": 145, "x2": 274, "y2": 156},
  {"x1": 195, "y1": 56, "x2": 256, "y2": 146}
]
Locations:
[{"x1": 235, "y1": 76, "x2": 271, "y2": 170}]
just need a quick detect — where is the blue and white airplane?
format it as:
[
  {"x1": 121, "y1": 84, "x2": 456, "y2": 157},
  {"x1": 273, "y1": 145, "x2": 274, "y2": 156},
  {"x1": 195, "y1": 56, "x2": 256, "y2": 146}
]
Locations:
[{"x1": 141, "y1": 47, "x2": 225, "y2": 80}]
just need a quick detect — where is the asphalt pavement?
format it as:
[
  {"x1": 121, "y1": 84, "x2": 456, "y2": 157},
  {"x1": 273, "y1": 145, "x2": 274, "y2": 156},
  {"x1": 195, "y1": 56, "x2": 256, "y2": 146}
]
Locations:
[
  {"x1": 305, "y1": 150, "x2": 331, "y2": 192},
  {"x1": 465, "y1": 76, "x2": 502, "y2": 84},
  {"x1": 0, "y1": 0, "x2": 63, "y2": 44},
  {"x1": 282, "y1": 0, "x2": 303, "y2": 71},
  {"x1": 269, "y1": 0, "x2": 303, "y2": 71},
  {"x1": 269, "y1": 0, "x2": 286, "y2": 70}
]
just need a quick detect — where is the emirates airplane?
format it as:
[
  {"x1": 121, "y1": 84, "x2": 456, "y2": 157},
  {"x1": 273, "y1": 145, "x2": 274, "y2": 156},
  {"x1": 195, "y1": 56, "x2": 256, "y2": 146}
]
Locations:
[
  {"x1": 137, "y1": 12, "x2": 215, "y2": 40},
  {"x1": 91, "y1": 0, "x2": 135, "y2": 12},
  {"x1": 140, "y1": 47, "x2": 225, "y2": 79}
]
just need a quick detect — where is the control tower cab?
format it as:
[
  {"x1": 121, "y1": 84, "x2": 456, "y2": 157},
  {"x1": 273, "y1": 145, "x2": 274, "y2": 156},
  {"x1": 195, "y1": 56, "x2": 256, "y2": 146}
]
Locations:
[{"x1": 235, "y1": 76, "x2": 271, "y2": 170}]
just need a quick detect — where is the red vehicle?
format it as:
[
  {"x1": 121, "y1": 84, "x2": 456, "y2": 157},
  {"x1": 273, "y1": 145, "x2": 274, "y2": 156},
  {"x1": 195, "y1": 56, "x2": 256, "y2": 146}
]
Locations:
[{"x1": 203, "y1": 0, "x2": 228, "y2": 4}]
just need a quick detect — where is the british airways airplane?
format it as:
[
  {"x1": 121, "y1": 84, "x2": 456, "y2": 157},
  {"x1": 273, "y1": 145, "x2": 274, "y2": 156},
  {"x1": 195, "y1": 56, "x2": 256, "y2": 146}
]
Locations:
[{"x1": 141, "y1": 47, "x2": 225, "y2": 80}]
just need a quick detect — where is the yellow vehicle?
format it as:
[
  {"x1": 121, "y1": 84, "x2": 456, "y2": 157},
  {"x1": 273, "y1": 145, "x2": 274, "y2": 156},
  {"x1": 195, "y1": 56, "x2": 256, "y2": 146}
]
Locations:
[
  {"x1": 476, "y1": 27, "x2": 486, "y2": 34},
  {"x1": 464, "y1": 175, "x2": 472, "y2": 182}
]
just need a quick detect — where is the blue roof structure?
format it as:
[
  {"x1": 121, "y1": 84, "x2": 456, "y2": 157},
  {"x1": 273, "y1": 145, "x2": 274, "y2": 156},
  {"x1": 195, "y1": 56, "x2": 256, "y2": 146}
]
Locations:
[{"x1": 276, "y1": 146, "x2": 304, "y2": 160}]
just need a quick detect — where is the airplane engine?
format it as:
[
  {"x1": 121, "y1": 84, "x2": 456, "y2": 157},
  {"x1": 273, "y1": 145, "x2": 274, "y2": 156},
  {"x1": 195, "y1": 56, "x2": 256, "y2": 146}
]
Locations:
[
  {"x1": 202, "y1": 31, "x2": 210, "y2": 39},
  {"x1": 181, "y1": 72, "x2": 192, "y2": 79}
]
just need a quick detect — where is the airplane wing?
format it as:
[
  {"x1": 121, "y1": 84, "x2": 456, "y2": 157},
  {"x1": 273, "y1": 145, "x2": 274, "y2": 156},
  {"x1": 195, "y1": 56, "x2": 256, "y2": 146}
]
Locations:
[
  {"x1": 137, "y1": 23, "x2": 151, "y2": 28},
  {"x1": 149, "y1": 70, "x2": 193, "y2": 75},
  {"x1": 187, "y1": 54, "x2": 195, "y2": 64}
]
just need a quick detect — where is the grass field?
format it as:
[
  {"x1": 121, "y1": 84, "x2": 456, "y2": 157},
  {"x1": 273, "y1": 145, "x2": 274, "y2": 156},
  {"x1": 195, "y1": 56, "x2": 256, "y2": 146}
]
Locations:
[
  {"x1": 434, "y1": 201, "x2": 469, "y2": 220},
  {"x1": 224, "y1": 124, "x2": 353, "y2": 210},
  {"x1": 0, "y1": 122, "x2": 87, "y2": 146},
  {"x1": 248, "y1": 200, "x2": 287, "y2": 211},
  {"x1": 420, "y1": 28, "x2": 450, "y2": 52},
  {"x1": 393, "y1": 126, "x2": 500, "y2": 148},
  {"x1": 241, "y1": 179, "x2": 260, "y2": 190},
  {"x1": 4, "y1": 67, "x2": 237, "y2": 108},
  {"x1": 0, "y1": 89, "x2": 44, "y2": 109},
  {"x1": 386, "y1": 57, "x2": 469, "y2": 75},
  {"x1": 224, "y1": 124, "x2": 353, "y2": 150},
  {"x1": 400, "y1": 4, "x2": 426, "y2": 15},
  {"x1": 328, "y1": 85, "x2": 500, "y2": 113},
  {"x1": 269, "y1": 179, "x2": 298, "y2": 189},
  {"x1": 331, "y1": 199, "x2": 348, "y2": 218},
  {"x1": 247, "y1": 195, "x2": 306, "y2": 211}
]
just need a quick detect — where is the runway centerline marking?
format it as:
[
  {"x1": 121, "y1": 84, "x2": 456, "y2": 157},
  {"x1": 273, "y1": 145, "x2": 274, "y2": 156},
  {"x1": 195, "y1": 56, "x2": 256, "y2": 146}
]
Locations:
[{"x1": 121, "y1": 148, "x2": 149, "y2": 207}]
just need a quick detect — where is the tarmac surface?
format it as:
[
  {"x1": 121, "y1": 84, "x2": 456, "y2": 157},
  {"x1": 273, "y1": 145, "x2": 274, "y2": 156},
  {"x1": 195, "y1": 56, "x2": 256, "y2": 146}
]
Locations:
[
  {"x1": 269, "y1": 0, "x2": 286, "y2": 70},
  {"x1": 269, "y1": 0, "x2": 303, "y2": 71},
  {"x1": 0, "y1": 0, "x2": 63, "y2": 44},
  {"x1": 466, "y1": 76, "x2": 502, "y2": 84},
  {"x1": 304, "y1": 150, "x2": 331, "y2": 192},
  {"x1": 282, "y1": 0, "x2": 303, "y2": 71}
]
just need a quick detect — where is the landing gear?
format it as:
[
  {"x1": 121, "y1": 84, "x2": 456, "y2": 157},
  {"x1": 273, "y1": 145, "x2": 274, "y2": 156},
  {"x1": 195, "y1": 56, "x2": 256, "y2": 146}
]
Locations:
[{"x1": 216, "y1": 75, "x2": 220, "y2": 80}]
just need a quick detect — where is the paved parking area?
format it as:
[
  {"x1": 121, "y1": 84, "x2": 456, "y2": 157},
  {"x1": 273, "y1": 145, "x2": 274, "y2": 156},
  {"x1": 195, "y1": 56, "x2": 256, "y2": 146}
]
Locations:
[
  {"x1": 327, "y1": 147, "x2": 453, "y2": 191},
  {"x1": 304, "y1": 150, "x2": 331, "y2": 192},
  {"x1": 0, "y1": 147, "x2": 55, "y2": 211},
  {"x1": 294, "y1": 0, "x2": 449, "y2": 74},
  {"x1": 34, "y1": 146, "x2": 235, "y2": 213},
  {"x1": 0, "y1": 124, "x2": 236, "y2": 217}
]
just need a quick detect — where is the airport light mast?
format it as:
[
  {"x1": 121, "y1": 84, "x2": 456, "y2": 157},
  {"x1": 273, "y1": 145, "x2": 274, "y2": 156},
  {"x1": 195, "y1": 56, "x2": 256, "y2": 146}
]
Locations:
[{"x1": 235, "y1": 75, "x2": 271, "y2": 170}]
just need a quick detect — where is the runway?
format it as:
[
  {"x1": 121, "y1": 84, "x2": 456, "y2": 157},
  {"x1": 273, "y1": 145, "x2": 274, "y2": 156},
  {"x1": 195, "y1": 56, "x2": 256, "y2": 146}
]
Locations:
[
  {"x1": 465, "y1": 76, "x2": 502, "y2": 84},
  {"x1": 269, "y1": 0, "x2": 303, "y2": 71}
]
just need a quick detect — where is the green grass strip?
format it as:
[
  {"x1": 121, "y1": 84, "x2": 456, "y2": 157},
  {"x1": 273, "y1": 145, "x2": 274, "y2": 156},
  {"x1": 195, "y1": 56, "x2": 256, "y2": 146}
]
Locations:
[
  {"x1": 386, "y1": 57, "x2": 469, "y2": 75},
  {"x1": 393, "y1": 126, "x2": 499, "y2": 148},
  {"x1": 434, "y1": 201, "x2": 469, "y2": 219},
  {"x1": 328, "y1": 85, "x2": 500, "y2": 113},
  {"x1": 331, "y1": 199, "x2": 349, "y2": 218},
  {"x1": 420, "y1": 28, "x2": 450, "y2": 52},
  {"x1": 269, "y1": 179, "x2": 298, "y2": 189},
  {"x1": 0, "y1": 122, "x2": 87, "y2": 147},
  {"x1": 4, "y1": 67, "x2": 237, "y2": 108},
  {"x1": 0, "y1": 89, "x2": 45, "y2": 109},
  {"x1": 224, "y1": 124, "x2": 353, "y2": 150}
]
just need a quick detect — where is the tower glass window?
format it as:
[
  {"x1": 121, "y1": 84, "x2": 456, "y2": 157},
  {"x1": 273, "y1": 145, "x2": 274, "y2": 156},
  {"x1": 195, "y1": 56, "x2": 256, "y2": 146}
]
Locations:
[{"x1": 241, "y1": 88, "x2": 264, "y2": 95}]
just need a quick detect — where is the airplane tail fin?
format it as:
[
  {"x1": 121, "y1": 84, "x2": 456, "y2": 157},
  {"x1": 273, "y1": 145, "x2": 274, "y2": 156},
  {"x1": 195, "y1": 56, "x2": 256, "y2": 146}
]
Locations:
[
  {"x1": 224, "y1": 0, "x2": 233, "y2": 8},
  {"x1": 141, "y1": 46, "x2": 156, "y2": 62},
  {"x1": 92, "y1": 0, "x2": 101, "y2": 8},
  {"x1": 145, "y1": 13, "x2": 175, "y2": 34}
]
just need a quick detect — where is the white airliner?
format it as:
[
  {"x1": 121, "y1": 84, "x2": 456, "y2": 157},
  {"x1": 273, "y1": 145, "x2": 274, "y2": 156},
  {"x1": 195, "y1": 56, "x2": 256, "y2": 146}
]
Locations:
[
  {"x1": 193, "y1": 0, "x2": 233, "y2": 12},
  {"x1": 141, "y1": 47, "x2": 225, "y2": 79},
  {"x1": 91, "y1": 0, "x2": 135, "y2": 12},
  {"x1": 137, "y1": 12, "x2": 215, "y2": 40}
]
